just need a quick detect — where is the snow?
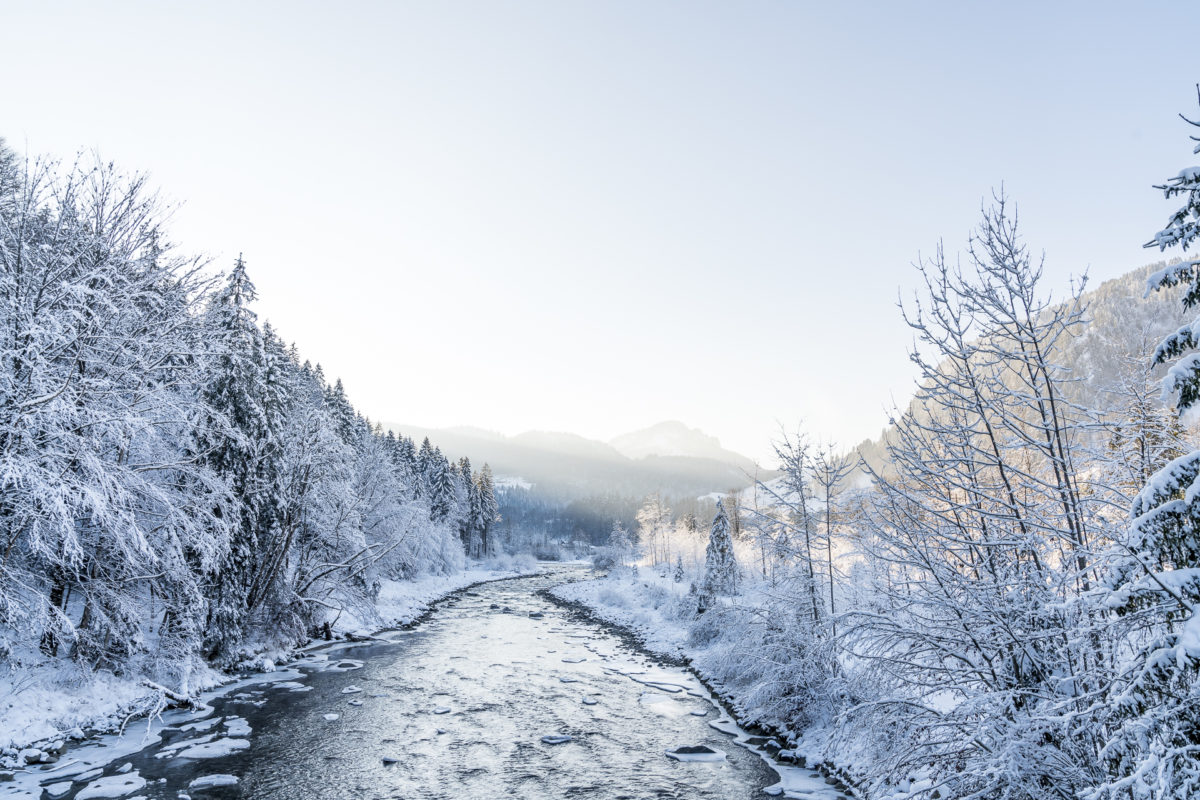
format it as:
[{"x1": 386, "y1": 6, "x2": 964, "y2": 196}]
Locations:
[
  {"x1": 74, "y1": 772, "x2": 147, "y2": 799},
  {"x1": 323, "y1": 714, "x2": 340, "y2": 721},
  {"x1": 540, "y1": 735, "x2": 573, "y2": 745},
  {"x1": 223, "y1": 717, "x2": 251, "y2": 737},
  {"x1": 180, "y1": 717, "x2": 222, "y2": 733},
  {"x1": 0, "y1": 659, "x2": 224, "y2": 752},
  {"x1": 188, "y1": 774, "x2": 239, "y2": 790},
  {"x1": 1178, "y1": 607, "x2": 1200, "y2": 660},
  {"x1": 174, "y1": 738, "x2": 250, "y2": 759}
]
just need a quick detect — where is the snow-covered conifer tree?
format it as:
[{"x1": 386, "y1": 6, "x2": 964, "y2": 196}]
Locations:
[
  {"x1": 1093, "y1": 97, "x2": 1200, "y2": 800},
  {"x1": 697, "y1": 500, "x2": 737, "y2": 612},
  {"x1": 194, "y1": 256, "x2": 270, "y2": 660},
  {"x1": 476, "y1": 464, "x2": 499, "y2": 556}
]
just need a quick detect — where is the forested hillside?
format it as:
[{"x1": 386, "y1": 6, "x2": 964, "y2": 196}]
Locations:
[
  {"x1": 388, "y1": 422, "x2": 767, "y2": 550},
  {"x1": 0, "y1": 140, "x2": 502, "y2": 700},
  {"x1": 848, "y1": 256, "x2": 1193, "y2": 483}
]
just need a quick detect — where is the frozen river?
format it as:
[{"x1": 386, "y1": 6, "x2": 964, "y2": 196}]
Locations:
[{"x1": 15, "y1": 567, "x2": 845, "y2": 799}]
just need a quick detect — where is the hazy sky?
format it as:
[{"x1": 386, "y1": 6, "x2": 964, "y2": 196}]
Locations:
[{"x1": 4, "y1": 1, "x2": 1198, "y2": 462}]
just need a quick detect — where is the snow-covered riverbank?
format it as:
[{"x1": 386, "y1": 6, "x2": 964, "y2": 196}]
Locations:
[
  {"x1": 1, "y1": 561, "x2": 541, "y2": 760},
  {"x1": 549, "y1": 571, "x2": 862, "y2": 797}
]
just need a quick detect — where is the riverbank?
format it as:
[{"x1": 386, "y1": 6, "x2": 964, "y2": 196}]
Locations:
[
  {"x1": 0, "y1": 559, "x2": 542, "y2": 762},
  {"x1": 3, "y1": 566, "x2": 810, "y2": 800},
  {"x1": 548, "y1": 570, "x2": 862, "y2": 798}
]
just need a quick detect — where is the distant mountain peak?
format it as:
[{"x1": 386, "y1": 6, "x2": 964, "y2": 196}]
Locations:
[{"x1": 609, "y1": 421, "x2": 750, "y2": 467}]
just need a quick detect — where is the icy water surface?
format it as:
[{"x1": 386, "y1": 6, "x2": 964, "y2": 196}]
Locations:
[{"x1": 13, "y1": 568, "x2": 845, "y2": 799}]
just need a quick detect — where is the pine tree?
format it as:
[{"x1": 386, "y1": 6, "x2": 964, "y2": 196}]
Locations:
[
  {"x1": 673, "y1": 554, "x2": 685, "y2": 583},
  {"x1": 698, "y1": 500, "x2": 737, "y2": 613},
  {"x1": 1095, "y1": 96, "x2": 1200, "y2": 800}
]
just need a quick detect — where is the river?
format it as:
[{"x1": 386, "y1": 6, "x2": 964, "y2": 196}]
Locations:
[{"x1": 16, "y1": 567, "x2": 846, "y2": 799}]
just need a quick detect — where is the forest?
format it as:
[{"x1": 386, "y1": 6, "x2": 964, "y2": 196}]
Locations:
[{"x1": 0, "y1": 139, "x2": 504, "y2": 694}]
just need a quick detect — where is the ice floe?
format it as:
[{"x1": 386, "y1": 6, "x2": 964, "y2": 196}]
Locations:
[
  {"x1": 74, "y1": 771, "x2": 147, "y2": 799},
  {"x1": 175, "y1": 738, "x2": 251, "y2": 759},
  {"x1": 224, "y1": 717, "x2": 251, "y2": 737},
  {"x1": 43, "y1": 781, "x2": 73, "y2": 799},
  {"x1": 188, "y1": 774, "x2": 239, "y2": 790}
]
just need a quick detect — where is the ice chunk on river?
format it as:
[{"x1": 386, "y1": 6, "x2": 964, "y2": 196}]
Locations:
[
  {"x1": 224, "y1": 717, "x2": 251, "y2": 737},
  {"x1": 75, "y1": 771, "x2": 148, "y2": 799},
  {"x1": 176, "y1": 738, "x2": 251, "y2": 759},
  {"x1": 189, "y1": 774, "x2": 239, "y2": 790},
  {"x1": 44, "y1": 782, "x2": 73, "y2": 799}
]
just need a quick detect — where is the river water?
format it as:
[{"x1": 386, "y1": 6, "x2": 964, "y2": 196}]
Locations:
[{"x1": 19, "y1": 567, "x2": 844, "y2": 799}]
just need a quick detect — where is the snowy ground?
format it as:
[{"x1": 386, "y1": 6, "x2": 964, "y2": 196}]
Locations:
[
  {"x1": 551, "y1": 569, "x2": 695, "y2": 661},
  {"x1": 1, "y1": 560, "x2": 541, "y2": 756}
]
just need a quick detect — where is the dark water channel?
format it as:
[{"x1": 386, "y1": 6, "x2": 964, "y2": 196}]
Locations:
[{"x1": 30, "y1": 568, "x2": 799, "y2": 799}]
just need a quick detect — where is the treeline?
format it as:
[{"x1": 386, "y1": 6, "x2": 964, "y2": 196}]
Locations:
[
  {"x1": 0, "y1": 141, "x2": 498, "y2": 686},
  {"x1": 495, "y1": 486, "x2": 718, "y2": 551}
]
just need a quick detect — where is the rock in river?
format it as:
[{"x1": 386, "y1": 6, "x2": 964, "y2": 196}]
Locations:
[{"x1": 665, "y1": 745, "x2": 726, "y2": 762}]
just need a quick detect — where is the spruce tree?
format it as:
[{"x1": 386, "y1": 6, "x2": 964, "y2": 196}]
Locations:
[
  {"x1": 698, "y1": 500, "x2": 737, "y2": 613},
  {"x1": 1097, "y1": 98, "x2": 1200, "y2": 800},
  {"x1": 458, "y1": 457, "x2": 481, "y2": 555},
  {"x1": 476, "y1": 464, "x2": 499, "y2": 557},
  {"x1": 429, "y1": 449, "x2": 455, "y2": 524},
  {"x1": 195, "y1": 256, "x2": 269, "y2": 660}
]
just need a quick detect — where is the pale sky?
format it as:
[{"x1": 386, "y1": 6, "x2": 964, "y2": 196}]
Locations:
[{"x1": 4, "y1": 1, "x2": 1198, "y2": 462}]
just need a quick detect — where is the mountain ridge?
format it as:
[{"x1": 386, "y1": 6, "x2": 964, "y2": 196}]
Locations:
[{"x1": 382, "y1": 420, "x2": 767, "y2": 501}]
